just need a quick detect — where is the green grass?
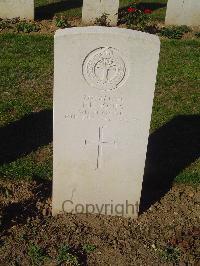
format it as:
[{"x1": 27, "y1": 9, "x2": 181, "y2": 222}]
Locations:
[
  {"x1": 152, "y1": 40, "x2": 200, "y2": 129},
  {"x1": 34, "y1": 0, "x2": 167, "y2": 21},
  {"x1": 0, "y1": 33, "x2": 199, "y2": 184},
  {"x1": 28, "y1": 244, "x2": 50, "y2": 265},
  {"x1": 0, "y1": 34, "x2": 53, "y2": 125},
  {"x1": 57, "y1": 244, "x2": 79, "y2": 265},
  {"x1": 35, "y1": 0, "x2": 137, "y2": 8},
  {"x1": 34, "y1": 0, "x2": 135, "y2": 19},
  {"x1": 0, "y1": 34, "x2": 53, "y2": 181}
]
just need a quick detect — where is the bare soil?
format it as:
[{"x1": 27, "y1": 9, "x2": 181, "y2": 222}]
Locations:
[
  {"x1": 0, "y1": 179, "x2": 199, "y2": 265},
  {"x1": 0, "y1": 17, "x2": 200, "y2": 40}
]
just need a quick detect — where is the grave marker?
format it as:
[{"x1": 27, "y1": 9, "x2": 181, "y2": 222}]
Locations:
[
  {"x1": 165, "y1": 0, "x2": 200, "y2": 26},
  {"x1": 53, "y1": 27, "x2": 160, "y2": 218},
  {"x1": 0, "y1": 0, "x2": 34, "y2": 20},
  {"x1": 82, "y1": 0, "x2": 119, "y2": 26}
]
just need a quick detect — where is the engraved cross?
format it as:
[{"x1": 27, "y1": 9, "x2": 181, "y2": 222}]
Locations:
[{"x1": 84, "y1": 126, "x2": 117, "y2": 170}]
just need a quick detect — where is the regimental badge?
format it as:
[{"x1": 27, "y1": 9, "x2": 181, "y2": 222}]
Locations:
[{"x1": 83, "y1": 47, "x2": 127, "y2": 91}]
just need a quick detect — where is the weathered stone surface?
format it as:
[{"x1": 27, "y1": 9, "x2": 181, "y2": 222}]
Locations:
[
  {"x1": 82, "y1": 0, "x2": 119, "y2": 26},
  {"x1": 0, "y1": 0, "x2": 34, "y2": 20},
  {"x1": 53, "y1": 27, "x2": 160, "y2": 218},
  {"x1": 165, "y1": 0, "x2": 200, "y2": 26}
]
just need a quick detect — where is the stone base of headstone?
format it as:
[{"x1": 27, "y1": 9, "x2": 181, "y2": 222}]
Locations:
[
  {"x1": 82, "y1": 0, "x2": 119, "y2": 26},
  {"x1": 165, "y1": 0, "x2": 200, "y2": 26},
  {"x1": 0, "y1": 0, "x2": 34, "y2": 20}
]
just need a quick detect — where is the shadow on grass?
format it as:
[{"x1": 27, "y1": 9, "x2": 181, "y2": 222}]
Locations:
[
  {"x1": 0, "y1": 111, "x2": 199, "y2": 217},
  {"x1": 36, "y1": 1, "x2": 166, "y2": 20},
  {"x1": 137, "y1": 2, "x2": 167, "y2": 11},
  {"x1": 0, "y1": 110, "x2": 53, "y2": 165},
  {"x1": 140, "y1": 115, "x2": 200, "y2": 214},
  {"x1": 35, "y1": 0, "x2": 83, "y2": 20}
]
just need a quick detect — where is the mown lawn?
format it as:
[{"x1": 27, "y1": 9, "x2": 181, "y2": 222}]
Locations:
[
  {"x1": 0, "y1": 33, "x2": 199, "y2": 184},
  {"x1": 34, "y1": 0, "x2": 167, "y2": 21}
]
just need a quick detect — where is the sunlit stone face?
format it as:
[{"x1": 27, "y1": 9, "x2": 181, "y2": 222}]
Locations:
[{"x1": 53, "y1": 27, "x2": 160, "y2": 218}]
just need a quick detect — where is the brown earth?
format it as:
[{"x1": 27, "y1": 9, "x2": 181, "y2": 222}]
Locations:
[
  {"x1": 0, "y1": 179, "x2": 199, "y2": 265},
  {"x1": 0, "y1": 17, "x2": 200, "y2": 40}
]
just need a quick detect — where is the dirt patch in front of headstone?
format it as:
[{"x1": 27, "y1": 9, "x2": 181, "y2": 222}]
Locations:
[
  {"x1": 1, "y1": 17, "x2": 200, "y2": 40},
  {"x1": 0, "y1": 179, "x2": 199, "y2": 265},
  {"x1": 0, "y1": 17, "x2": 82, "y2": 35}
]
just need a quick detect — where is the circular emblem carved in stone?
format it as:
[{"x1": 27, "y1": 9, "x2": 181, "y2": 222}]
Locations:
[{"x1": 82, "y1": 47, "x2": 126, "y2": 91}]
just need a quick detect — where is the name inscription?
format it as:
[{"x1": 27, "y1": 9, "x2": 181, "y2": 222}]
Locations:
[{"x1": 65, "y1": 95, "x2": 125, "y2": 121}]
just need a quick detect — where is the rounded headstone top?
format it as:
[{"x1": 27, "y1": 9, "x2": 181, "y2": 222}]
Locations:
[{"x1": 55, "y1": 26, "x2": 160, "y2": 45}]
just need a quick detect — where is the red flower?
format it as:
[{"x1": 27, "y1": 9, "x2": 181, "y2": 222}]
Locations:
[
  {"x1": 127, "y1": 7, "x2": 137, "y2": 13},
  {"x1": 144, "y1": 9, "x2": 152, "y2": 14}
]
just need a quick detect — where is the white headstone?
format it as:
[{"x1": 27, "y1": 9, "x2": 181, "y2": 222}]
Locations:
[
  {"x1": 165, "y1": 0, "x2": 200, "y2": 26},
  {"x1": 82, "y1": 0, "x2": 119, "y2": 26},
  {"x1": 53, "y1": 27, "x2": 160, "y2": 218},
  {"x1": 0, "y1": 0, "x2": 34, "y2": 20}
]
